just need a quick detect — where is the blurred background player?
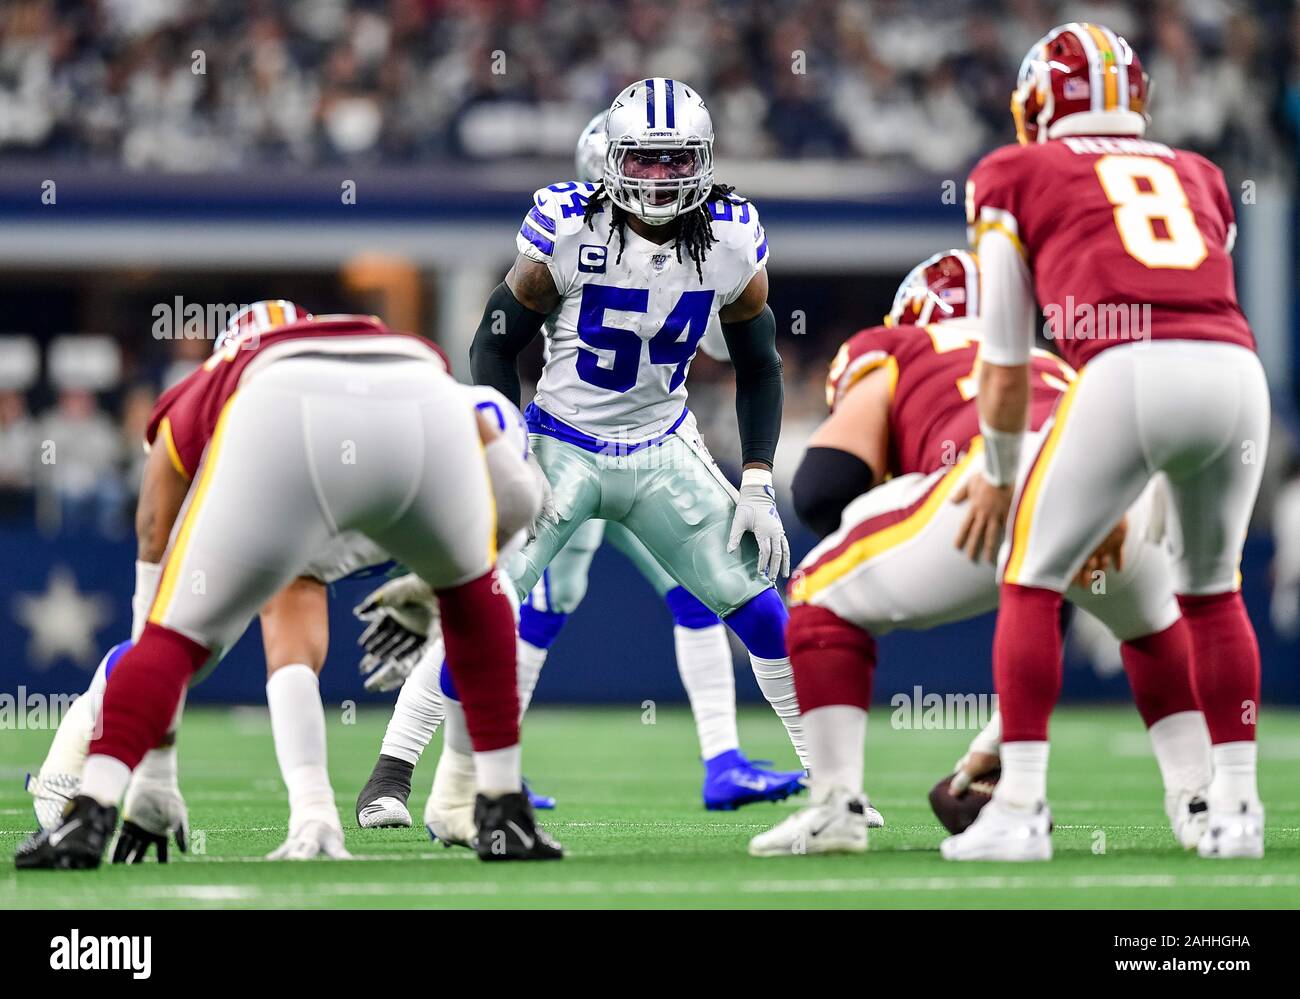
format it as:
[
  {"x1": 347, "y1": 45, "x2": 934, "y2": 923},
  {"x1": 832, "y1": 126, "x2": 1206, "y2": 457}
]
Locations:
[
  {"x1": 749, "y1": 251, "x2": 1211, "y2": 857},
  {"x1": 17, "y1": 308, "x2": 559, "y2": 869},
  {"x1": 948, "y1": 22, "x2": 1269, "y2": 861},
  {"x1": 352, "y1": 109, "x2": 806, "y2": 828},
  {"x1": 469, "y1": 80, "x2": 810, "y2": 784}
]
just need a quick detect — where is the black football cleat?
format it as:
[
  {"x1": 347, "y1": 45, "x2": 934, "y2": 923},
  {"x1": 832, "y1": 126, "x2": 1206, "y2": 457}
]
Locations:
[
  {"x1": 15, "y1": 795, "x2": 118, "y2": 870},
  {"x1": 473, "y1": 791, "x2": 563, "y2": 861}
]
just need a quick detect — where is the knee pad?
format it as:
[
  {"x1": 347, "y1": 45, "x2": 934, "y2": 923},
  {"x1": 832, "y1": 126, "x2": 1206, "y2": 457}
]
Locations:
[
  {"x1": 724, "y1": 588, "x2": 788, "y2": 659},
  {"x1": 518, "y1": 603, "x2": 568, "y2": 650},
  {"x1": 664, "y1": 587, "x2": 720, "y2": 631}
]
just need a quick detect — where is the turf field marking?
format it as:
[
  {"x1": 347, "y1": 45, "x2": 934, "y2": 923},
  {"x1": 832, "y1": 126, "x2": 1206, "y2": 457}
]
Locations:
[{"x1": 13, "y1": 872, "x2": 1299, "y2": 908}]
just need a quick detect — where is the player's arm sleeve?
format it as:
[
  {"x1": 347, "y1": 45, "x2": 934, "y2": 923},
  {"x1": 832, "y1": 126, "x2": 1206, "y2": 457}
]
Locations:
[
  {"x1": 791, "y1": 447, "x2": 876, "y2": 538},
  {"x1": 721, "y1": 304, "x2": 783, "y2": 467},
  {"x1": 468, "y1": 282, "x2": 548, "y2": 409},
  {"x1": 967, "y1": 164, "x2": 1035, "y2": 366}
]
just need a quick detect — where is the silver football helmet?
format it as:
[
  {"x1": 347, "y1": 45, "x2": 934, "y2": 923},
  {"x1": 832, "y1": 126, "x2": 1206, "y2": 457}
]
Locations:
[
  {"x1": 603, "y1": 78, "x2": 715, "y2": 226},
  {"x1": 575, "y1": 111, "x2": 608, "y2": 185}
]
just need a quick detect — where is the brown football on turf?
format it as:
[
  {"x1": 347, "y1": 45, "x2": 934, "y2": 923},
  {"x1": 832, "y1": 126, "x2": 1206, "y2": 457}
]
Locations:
[{"x1": 928, "y1": 768, "x2": 1000, "y2": 835}]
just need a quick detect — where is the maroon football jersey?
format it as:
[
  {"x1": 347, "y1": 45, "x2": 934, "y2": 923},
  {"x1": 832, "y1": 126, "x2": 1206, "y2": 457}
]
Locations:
[
  {"x1": 146, "y1": 316, "x2": 447, "y2": 478},
  {"x1": 827, "y1": 321, "x2": 1072, "y2": 477},
  {"x1": 967, "y1": 136, "x2": 1254, "y2": 371}
]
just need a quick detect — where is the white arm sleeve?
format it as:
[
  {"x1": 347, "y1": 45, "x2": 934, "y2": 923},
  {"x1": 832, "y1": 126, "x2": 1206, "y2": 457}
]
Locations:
[
  {"x1": 977, "y1": 228, "x2": 1036, "y2": 368},
  {"x1": 131, "y1": 560, "x2": 162, "y2": 642}
]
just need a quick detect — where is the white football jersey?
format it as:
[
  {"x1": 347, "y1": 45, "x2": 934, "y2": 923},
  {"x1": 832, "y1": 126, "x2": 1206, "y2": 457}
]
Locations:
[{"x1": 517, "y1": 182, "x2": 767, "y2": 446}]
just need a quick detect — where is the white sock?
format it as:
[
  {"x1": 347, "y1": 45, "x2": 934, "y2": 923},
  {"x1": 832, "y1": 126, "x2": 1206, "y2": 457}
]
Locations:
[
  {"x1": 994, "y1": 741, "x2": 1049, "y2": 808},
  {"x1": 441, "y1": 696, "x2": 473, "y2": 755},
  {"x1": 39, "y1": 688, "x2": 98, "y2": 779},
  {"x1": 1208, "y1": 741, "x2": 1261, "y2": 811},
  {"x1": 266, "y1": 664, "x2": 337, "y2": 830},
  {"x1": 474, "y1": 744, "x2": 522, "y2": 796},
  {"x1": 1147, "y1": 711, "x2": 1213, "y2": 797},
  {"x1": 516, "y1": 639, "x2": 547, "y2": 717},
  {"x1": 749, "y1": 653, "x2": 809, "y2": 769},
  {"x1": 81, "y1": 755, "x2": 131, "y2": 807},
  {"x1": 674, "y1": 624, "x2": 739, "y2": 760},
  {"x1": 430, "y1": 744, "x2": 477, "y2": 810},
  {"x1": 379, "y1": 641, "x2": 446, "y2": 765},
  {"x1": 131, "y1": 560, "x2": 162, "y2": 642},
  {"x1": 804, "y1": 705, "x2": 866, "y2": 801}
]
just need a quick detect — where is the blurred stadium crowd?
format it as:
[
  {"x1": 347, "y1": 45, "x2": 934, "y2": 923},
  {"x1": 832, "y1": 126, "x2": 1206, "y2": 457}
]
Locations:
[
  {"x1": 0, "y1": 0, "x2": 1296, "y2": 174},
  {"x1": 0, "y1": 0, "x2": 1296, "y2": 590}
]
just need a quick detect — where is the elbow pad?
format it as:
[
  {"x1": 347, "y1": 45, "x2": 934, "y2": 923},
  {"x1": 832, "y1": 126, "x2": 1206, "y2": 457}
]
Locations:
[
  {"x1": 484, "y1": 435, "x2": 547, "y2": 539},
  {"x1": 791, "y1": 447, "x2": 876, "y2": 539}
]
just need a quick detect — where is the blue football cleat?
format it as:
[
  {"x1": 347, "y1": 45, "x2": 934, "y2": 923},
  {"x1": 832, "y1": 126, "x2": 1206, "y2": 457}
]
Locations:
[
  {"x1": 702, "y1": 749, "x2": 807, "y2": 811},
  {"x1": 523, "y1": 778, "x2": 556, "y2": 810}
]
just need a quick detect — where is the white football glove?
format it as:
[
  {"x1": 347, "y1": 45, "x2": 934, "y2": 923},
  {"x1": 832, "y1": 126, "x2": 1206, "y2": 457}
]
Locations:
[
  {"x1": 266, "y1": 819, "x2": 352, "y2": 861},
  {"x1": 355, "y1": 573, "x2": 438, "y2": 682},
  {"x1": 727, "y1": 468, "x2": 791, "y2": 580},
  {"x1": 112, "y1": 750, "x2": 189, "y2": 863}
]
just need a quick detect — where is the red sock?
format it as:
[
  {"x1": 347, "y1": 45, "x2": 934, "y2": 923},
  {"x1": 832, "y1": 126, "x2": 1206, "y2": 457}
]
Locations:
[
  {"x1": 994, "y1": 584, "x2": 1063, "y2": 742},
  {"x1": 89, "y1": 623, "x2": 209, "y2": 769},
  {"x1": 788, "y1": 604, "x2": 876, "y2": 713},
  {"x1": 1177, "y1": 591, "x2": 1260, "y2": 744},
  {"x1": 437, "y1": 569, "x2": 519, "y2": 753},
  {"x1": 1120, "y1": 618, "x2": 1198, "y2": 728}
]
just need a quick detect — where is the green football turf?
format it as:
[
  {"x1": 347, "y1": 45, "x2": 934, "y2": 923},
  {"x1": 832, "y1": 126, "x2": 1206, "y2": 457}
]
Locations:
[{"x1": 1, "y1": 705, "x2": 1297, "y2": 909}]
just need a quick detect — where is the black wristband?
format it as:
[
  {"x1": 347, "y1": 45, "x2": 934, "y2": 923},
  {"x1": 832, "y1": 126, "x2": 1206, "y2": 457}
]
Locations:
[{"x1": 791, "y1": 446, "x2": 877, "y2": 538}]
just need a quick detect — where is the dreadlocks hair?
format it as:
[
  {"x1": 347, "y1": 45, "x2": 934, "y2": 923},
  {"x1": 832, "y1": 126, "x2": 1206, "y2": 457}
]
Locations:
[{"x1": 582, "y1": 183, "x2": 743, "y2": 283}]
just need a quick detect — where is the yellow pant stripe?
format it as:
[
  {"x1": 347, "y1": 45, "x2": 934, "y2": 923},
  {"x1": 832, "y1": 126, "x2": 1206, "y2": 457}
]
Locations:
[
  {"x1": 149, "y1": 394, "x2": 239, "y2": 624},
  {"x1": 792, "y1": 442, "x2": 981, "y2": 604},
  {"x1": 1003, "y1": 377, "x2": 1082, "y2": 584}
]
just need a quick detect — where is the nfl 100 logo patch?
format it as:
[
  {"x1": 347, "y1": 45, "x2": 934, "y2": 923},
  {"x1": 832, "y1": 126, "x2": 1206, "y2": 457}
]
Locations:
[{"x1": 651, "y1": 253, "x2": 670, "y2": 272}]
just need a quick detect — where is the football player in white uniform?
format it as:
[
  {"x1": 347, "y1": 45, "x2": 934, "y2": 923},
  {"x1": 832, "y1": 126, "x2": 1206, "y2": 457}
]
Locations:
[
  {"x1": 471, "y1": 80, "x2": 808, "y2": 774},
  {"x1": 350, "y1": 104, "x2": 814, "y2": 833}
]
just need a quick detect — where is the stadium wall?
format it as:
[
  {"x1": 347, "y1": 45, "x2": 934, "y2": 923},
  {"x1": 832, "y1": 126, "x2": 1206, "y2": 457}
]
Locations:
[{"x1": 5, "y1": 524, "x2": 1296, "y2": 708}]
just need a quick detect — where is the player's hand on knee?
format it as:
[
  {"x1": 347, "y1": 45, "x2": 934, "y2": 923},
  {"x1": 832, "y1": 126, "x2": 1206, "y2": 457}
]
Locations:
[
  {"x1": 728, "y1": 469, "x2": 790, "y2": 580},
  {"x1": 1074, "y1": 515, "x2": 1127, "y2": 586},
  {"x1": 952, "y1": 474, "x2": 1012, "y2": 564},
  {"x1": 112, "y1": 779, "x2": 189, "y2": 864}
]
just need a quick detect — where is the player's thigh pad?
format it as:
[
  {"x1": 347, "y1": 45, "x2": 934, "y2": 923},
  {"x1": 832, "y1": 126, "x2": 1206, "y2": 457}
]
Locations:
[
  {"x1": 529, "y1": 517, "x2": 606, "y2": 614},
  {"x1": 790, "y1": 451, "x2": 996, "y2": 635},
  {"x1": 1001, "y1": 350, "x2": 1152, "y2": 592},
  {"x1": 148, "y1": 384, "x2": 334, "y2": 655},
  {"x1": 619, "y1": 426, "x2": 770, "y2": 618},
  {"x1": 1133, "y1": 343, "x2": 1269, "y2": 595},
  {"x1": 603, "y1": 519, "x2": 679, "y2": 598},
  {"x1": 508, "y1": 434, "x2": 603, "y2": 599}
]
